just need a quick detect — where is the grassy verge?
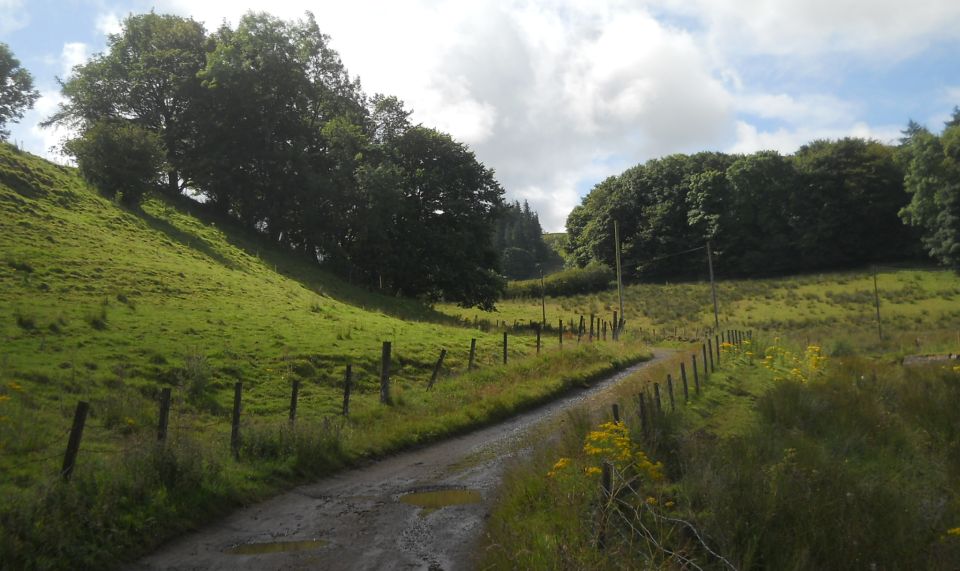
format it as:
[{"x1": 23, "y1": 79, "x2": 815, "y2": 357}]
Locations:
[
  {"x1": 0, "y1": 338, "x2": 649, "y2": 570},
  {"x1": 481, "y1": 337, "x2": 960, "y2": 569}
]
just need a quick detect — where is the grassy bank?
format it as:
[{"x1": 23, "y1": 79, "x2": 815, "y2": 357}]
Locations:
[{"x1": 481, "y1": 338, "x2": 960, "y2": 569}]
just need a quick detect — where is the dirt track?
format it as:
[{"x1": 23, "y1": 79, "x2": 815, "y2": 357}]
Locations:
[{"x1": 129, "y1": 350, "x2": 671, "y2": 571}]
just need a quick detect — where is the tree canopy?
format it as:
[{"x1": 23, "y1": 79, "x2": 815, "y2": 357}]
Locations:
[
  {"x1": 49, "y1": 11, "x2": 505, "y2": 308},
  {"x1": 567, "y1": 139, "x2": 923, "y2": 279},
  {"x1": 899, "y1": 109, "x2": 960, "y2": 269},
  {"x1": 0, "y1": 42, "x2": 39, "y2": 140}
]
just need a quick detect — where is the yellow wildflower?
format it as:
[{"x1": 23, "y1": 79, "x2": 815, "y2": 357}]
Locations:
[
  {"x1": 0, "y1": 395, "x2": 10, "y2": 403},
  {"x1": 585, "y1": 466, "x2": 602, "y2": 476},
  {"x1": 948, "y1": 527, "x2": 960, "y2": 537},
  {"x1": 645, "y1": 496, "x2": 657, "y2": 505},
  {"x1": 7, "y1": 381, "x2": 23, "y2": 392}
]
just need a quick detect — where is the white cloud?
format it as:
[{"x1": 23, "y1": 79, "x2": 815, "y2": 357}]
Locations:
[
  {"x1": 95, "y1": 12, "x2": 123, "y2": 36},
  {"x1": 0, "y1": 0, "x2": 28, "y2": 35},
  {"x1": 60, "y1": 42, "x2": 88, "y2": 78},
  {"x1": 661, "y1": 0, "x2": 960, "y2": 60},
  {"x1": 729, "y1": 120, "x2": 902, "y2": 155},
  {"x1": 735, "y1": 93, "x2": 859, "y2": 126}
]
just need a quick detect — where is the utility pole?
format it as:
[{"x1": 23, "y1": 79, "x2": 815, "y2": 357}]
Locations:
[
  {"x1": 539, "y1": 265, "x2": 547, "y2": 326},
  {"x1": 873, "y1": 266, "x2": 883, "y2": 340},
  {"x1": 614, "y1": 220, "x2": 625, "y2": 327},
  {"x1": 707, "y1": 240, "x2": 719, "y2": 329}
]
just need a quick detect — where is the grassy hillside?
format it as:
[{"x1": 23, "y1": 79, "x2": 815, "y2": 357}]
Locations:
[{"x1": 0, "y1": 144, "x2": 650, "y2": 569}]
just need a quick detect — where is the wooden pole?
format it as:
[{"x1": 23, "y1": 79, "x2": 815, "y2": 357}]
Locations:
[
  {"x1": 468, "y1": 338, "x2": 477, "y2": 370},
  {"x1": 614, "y1": 220, "x2": 625, "y2": 325},
  {"x1": 873, "y1": 266, "x2": 883, "y2": 340},
  {"x1": 680, "y1": 362, "x2": 689, "y2": 397},
  {"x1": 230, "y1": 382, "x2": 242, "y2": 460},
  {"x1": 288, "y1": 380, "x2": 300, "y2": 425},
  {"x1": 693, "y1": 362, "x2": 701, "y2": 395},
  {"x1": 706, "y1": 341, "x2": 714, "y2": 374},
  {"x1": 157, "y1": 387, "x2": 171, "y2": 443},
  {"x1": 613, "y1": 311, "x2": 618, "y2": 341},
  {"x1": 612, "y1": 403, "x2": 620, "y2": 423},
  {"x1": 540, "y1": 265, "x2": 547, "y2": 326},
  {"x1": 428, "y1": 348, "x2": 447, "y2": 390},
  {"x1": 638, "y1": 395, "x2": 649, "y2": 440},
  {"x1": 536, "y1": 325, "x2": 541, "y2": 355},
  {"x1": 342, "y1": 365, "x2": 352, "y2": 417},
  {"x1": 682, "y1": 368, "x2": 690, "y2": 402},
  {"x1": 380, "y1": 341, "x2": 392, "y2": 404},
  {"x1": 503, "y1": 332, "x2": 508, "y2": 364},
  {"x1": 692, "y1": 355, "x2": 699, "y2": 389},
  {"x1": 653, "y1": 383, "x2": 663, "y2": 413},
  {"x1": 62, "y1": 400, "x2": 89, "y2": 480},
  {"x1": 666, "y1": 374, "x2": 676, "y2": 411},
  {"x1": 707, "y1": 240, "x2": 719, "y2": 329}
]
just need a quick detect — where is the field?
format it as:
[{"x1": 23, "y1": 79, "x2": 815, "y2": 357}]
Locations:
[
  {"x1": 0, "y1": 144, "x2": 651, "y2": 569},
  {"x1": 440, "y1": 266, "x2": 960, "y2": 355}
]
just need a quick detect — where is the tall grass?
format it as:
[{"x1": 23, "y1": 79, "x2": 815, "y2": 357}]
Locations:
[{"x1": 482, "y1": 339, "x2": 960, "y2": 569}]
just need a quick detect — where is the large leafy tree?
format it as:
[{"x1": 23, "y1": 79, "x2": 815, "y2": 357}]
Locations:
[
  {"x1": 899, "y1": 112, "x2": 960, "y2": 268},
  {"x1": 383, "y1": 126, "x2": 505, "y2": 307},
  {"x1": 0, "y1": 43, "x2": 39, "y2": 140},
  {"x1": 46, "y1": 13, "x2": 208, "y2": 195}
]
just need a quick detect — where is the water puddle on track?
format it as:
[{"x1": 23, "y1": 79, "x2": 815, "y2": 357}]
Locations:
[
  {"x1": 399, "y1": 488, "x2": 482, "y2": 516},
  {"x1": 225, "y1": 539, "x2": 327, "y2": 555}
]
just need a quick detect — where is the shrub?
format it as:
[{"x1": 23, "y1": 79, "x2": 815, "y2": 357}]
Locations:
[{"x1": 506, "y1": 263, "x2": 614, "y2": 299}]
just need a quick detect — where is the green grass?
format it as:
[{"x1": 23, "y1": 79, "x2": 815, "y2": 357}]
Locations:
[
  {"x1": 441, "y1": 266, "x2": 960, "y2": 356},
  {"x1": 0, "y1": 143, "x2": 652, "y2": 570},
  {"x1": 481, "y1": 339, "x2": 960, "y2": 569}
]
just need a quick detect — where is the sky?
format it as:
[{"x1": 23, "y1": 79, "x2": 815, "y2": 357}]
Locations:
[{"x1": 2, "y1": 0, "x2": 959, "y2": 231}]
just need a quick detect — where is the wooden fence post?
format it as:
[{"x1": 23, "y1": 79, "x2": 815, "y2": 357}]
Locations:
[
  {"x1": 559, "y1": 319, "x2": 563, "y2": 349},
  {"x1": 612, "y1": 403, "x2": 620, "y2": 423},
  {"x1": 157, "y1": 388, "x2": 171, "y2": 443},
  {"x1": 428, "y1": 348, "x2": 447, "y2": 390},
  {"x1": 469, "y1": 338, "x2": 477, "y2": 370},
  {"x1": 707, "y1": 340, "x2": 714, "y2": 373},
  {"x1": 666, "y1": 374, "x2": 676, "y2": 412},
  {"x1": 613, "y1": 311, "x2": 618, "y2": 341},
  {"x1": 653, "y1": 383, "x2": 663, "y2": 414},
  {"x1": 693, "y1": 362, "x2": 701, "y2": 395},
  {"x1": 682, "y1": 367, "x2": 690, "y2": 402},
  {"x1": 598, "y1": 460, "x2": 613, "y2": 550},
  {"x1": 503, "y1": 332, "x2": 508, "y2": 364},
  {"x1": 380, "y1": 341, "x2": 392, "y2": 404},
  {"x1": 536, "y1": 326, "x2": 541, "y2": 355},
  {"x1": 692, "y1": 355, "x2": 699, "y2": 390},
  {"x1": 590, "y1": 314, "x2": 595, "y2": 341},
  {"x1": 231, "y1": 382, "x2": 242, "y2": 460},
  {"x1": 62, "y1": 400, "x2": 89, "y2": 480},
  {"x1": 342, "y1": 365, "x2": 352, "y2": 417},
  {"x1": 638, "y1": 394, "x2": 649, "y2": 441},
  {"x1": 288, "y1": 380, "x2": 300, "y2": 425}
]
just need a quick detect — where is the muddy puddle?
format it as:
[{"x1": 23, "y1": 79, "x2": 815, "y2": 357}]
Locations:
[
  {"x1": 399, "y1": 488, "x2": 482, "y2": 515},
  {"x1": 225, "y1": 539, "x2": 326, "y2": 555}
]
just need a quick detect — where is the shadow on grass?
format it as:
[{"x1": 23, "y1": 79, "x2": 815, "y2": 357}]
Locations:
[{"x1": 147, "y1": 193, "x2": 466, "y2": 326}]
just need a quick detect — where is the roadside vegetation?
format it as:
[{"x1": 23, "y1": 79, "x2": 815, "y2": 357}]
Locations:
[{"x1": 482, "y1": 337, "x2": 960, "y2": 569}]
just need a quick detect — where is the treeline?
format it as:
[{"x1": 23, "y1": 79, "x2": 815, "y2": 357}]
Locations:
[
  {"x1": 493, "y1": 200, "x2": 561, "y2": 279},
  {"x1": 566, "y1": 131, "x2": 960, "y2": 279},
  {"x1": 49, "y1": 12, "x2": 504, "y2": 309}
]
